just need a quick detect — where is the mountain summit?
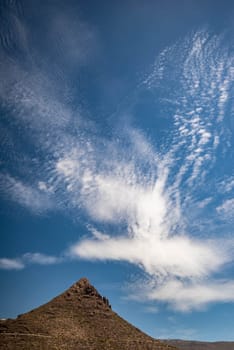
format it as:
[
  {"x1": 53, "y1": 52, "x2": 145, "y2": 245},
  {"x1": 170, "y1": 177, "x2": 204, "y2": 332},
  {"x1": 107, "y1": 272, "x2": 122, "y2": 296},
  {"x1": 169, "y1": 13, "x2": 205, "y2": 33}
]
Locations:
[
  {"x1": 0, "y1": 277, "x2": 177, "y2": 349},
  {"x1": 62, "y1": 277, "x2": 111, "y2": 308}
]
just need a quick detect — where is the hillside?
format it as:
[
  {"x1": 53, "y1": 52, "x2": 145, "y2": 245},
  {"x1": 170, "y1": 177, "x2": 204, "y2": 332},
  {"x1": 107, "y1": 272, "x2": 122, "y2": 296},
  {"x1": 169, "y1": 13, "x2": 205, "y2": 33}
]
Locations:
[
  {"x1": 0, "y1": 277, "x2": 177, "y2": 350},
  {"x1": 164, "y1": 339, "x2": 234, "y2": 350}
]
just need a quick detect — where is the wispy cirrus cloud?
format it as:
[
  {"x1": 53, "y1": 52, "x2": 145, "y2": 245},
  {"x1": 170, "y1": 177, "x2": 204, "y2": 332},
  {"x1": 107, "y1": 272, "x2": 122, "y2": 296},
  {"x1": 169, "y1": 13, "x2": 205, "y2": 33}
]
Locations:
[
  {"x1": 219, "y1": 176, "x2": 234, "y2": 193},
  {"x1": 216, "y1": 199, "x2": 234, "y2": 220},
  {"x1": 0, "y1": 9, "x2": 97, "y2": 215},
  {"x1": 127, "y1": 277, "x2": 234, "y2": 312},
  {"x1": 23, "y1": 253, "x2": 61, "y2": 265},
  {"x1": 0, "y1": 253, "x2": 61, "y2": 270},
  {"x1": 0, "y1": 258, "x2": 24, "y2": 270},
  {"x1": 0, "y1": 174, "x2": 54, "y2": 214}
]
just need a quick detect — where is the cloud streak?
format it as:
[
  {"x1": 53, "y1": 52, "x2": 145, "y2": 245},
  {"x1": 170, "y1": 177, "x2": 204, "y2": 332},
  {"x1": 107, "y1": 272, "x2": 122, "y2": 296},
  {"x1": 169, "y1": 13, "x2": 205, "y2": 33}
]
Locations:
[
  {"x1": 0, "y1": 258, "x2": 24, "y2": 270},
  {"x1": 216, "y1": 199, "x2": 234, "y2": 221},
  {"x1": 0, "y1": 253, "x2": 61, "y2": 270},
  {"x1": 140, "y1": 278, "x2": 234, "y2": 312},
  {"x1": 0, "y1": 174, "x2": 54, "y2": 214},
  {"x1": 70, "y1": 235, "x2": 229, "y2": 279}
]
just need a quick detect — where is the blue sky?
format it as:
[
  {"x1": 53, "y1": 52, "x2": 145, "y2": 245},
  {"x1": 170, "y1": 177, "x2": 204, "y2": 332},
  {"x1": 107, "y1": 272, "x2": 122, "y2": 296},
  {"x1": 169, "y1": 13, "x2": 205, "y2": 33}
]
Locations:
[{"x1": 0, "y1": 0, "x2": 234, "y2": 342}]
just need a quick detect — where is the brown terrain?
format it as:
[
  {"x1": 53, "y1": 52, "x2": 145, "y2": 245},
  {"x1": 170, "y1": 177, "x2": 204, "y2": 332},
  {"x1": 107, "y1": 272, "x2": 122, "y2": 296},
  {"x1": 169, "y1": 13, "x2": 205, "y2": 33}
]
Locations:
[
  {"x1": 0, "y1": 277, "x2": 178, "y2": 350},
  {"x1": 164, "y1": 340, "x2": 234, "y2": 350}
]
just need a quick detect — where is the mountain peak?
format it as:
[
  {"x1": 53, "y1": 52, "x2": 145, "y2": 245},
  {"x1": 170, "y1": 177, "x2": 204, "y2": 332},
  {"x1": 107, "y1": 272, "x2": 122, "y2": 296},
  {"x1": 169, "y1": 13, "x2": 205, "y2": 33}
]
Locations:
[
  {"x1": 69, "y1": 277, "x2": 93, "y2": 293},
  {"x1": 60, "y1": 277, "x2": 112, "y2": 309},
  {"x1": 77, "y1": 277, "x2": 90, "y2": 285},
  {"x1": 67, "y1": 277, "x2": 100, "y2": 295},
  {"x1": 0, "y1": 277, "x2": 178, "y2": 350}
]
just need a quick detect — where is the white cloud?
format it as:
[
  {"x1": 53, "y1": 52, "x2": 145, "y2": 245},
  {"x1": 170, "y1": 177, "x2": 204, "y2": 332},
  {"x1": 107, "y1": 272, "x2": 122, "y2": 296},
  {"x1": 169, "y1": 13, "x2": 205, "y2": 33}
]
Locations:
[
  {"x1": 71, "y1": 236, "x2": 228, "y2": 280},
  {"x1": 0, "y1": 174, "x2": 54, "y2": 214},
  {"x1": 56, "y1": 158, "x2": 78, "y2": 179},
  {"x1": 38, "y1": 181, "x2": 53, "y2": 193},
  {"x1": 83, "y1": 174, "x2": 146, "y2": 222},
  {"x1": 219, "y1": 177, "x2": 234, "y2": 193},
  {"x1": 87, "y1": 226, "x2": 110, "y2": 241},
  {"x1": 0, "y1": 258, "x2": 24, "y2": 270},
  {"x1": 225, "y1": 179, "x2": 234, "y2": 193},
  {"x1": 197, "y1": 197, "x2": 212, "y2": 208},
  {"x1": 143, "y1": 278, "x2": 234, "y2": 312},
  {"x1": 0, "y1": 253, "x2": 61, "y2": 270},
  {"x1": 198, "y1": 129, "x2": 211, "y2": 145},
  {"x1": 126, "y1": 128, "x2": 157, "y2": 161},
  {"x1": 23, "y1": 253, "x2": 61, "y2": 265},
  {"x1": 216, "y1": 199, "x2": 234, "y2": 220}
]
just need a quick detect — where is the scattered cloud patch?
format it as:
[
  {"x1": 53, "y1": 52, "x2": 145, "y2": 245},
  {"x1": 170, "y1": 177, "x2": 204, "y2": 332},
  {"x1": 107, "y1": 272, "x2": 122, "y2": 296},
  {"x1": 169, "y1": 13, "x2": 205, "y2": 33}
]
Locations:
[
  {"x1": 0, "y1": 258, "x2": 24, "y2": 270},
  {"x1": 219, "y1": 177, "x2": 234, "y2": 193},
  {"x1": 0, "y1": 174, "x2": 54, "y2": 214},
  {"x1": 139, "y1": 278, "x2": 234, "y2": 312},
  {"x1": 38, "y1": 181, "x2": 53, "y2": 193},
  {"x1": 23, "y1": 253, "x2": 61, "y2": 265},
  {"x1": 216, "y1": 199, "x2": 234, "y2": 220},
  {"x1": 197, "y1": 197, "x2": 212, "y2": 209},
  {"x1": 0, "y1": 253, "x2": 61, "y2": 270},
  {"x1": 87, "y1": 226, "x2": 110, "y2": 241}
]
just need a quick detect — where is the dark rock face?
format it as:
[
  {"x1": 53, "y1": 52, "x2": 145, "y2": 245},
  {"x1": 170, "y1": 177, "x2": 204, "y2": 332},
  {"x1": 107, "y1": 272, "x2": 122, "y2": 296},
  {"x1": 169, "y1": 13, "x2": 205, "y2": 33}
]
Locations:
[
  {"x1": 102, "y1": 296, "x2": 111, "y2": 309},
  {"x1": 0, "y1": 277, "x2": 177, "y2": 350}
]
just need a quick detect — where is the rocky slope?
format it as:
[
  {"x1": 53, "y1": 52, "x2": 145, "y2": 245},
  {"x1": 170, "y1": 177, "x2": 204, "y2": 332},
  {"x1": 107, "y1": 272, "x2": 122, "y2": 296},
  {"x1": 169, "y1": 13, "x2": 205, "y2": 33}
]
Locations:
[{"x1": 0, "y1": 277, "x2": 177, "y2": 350}]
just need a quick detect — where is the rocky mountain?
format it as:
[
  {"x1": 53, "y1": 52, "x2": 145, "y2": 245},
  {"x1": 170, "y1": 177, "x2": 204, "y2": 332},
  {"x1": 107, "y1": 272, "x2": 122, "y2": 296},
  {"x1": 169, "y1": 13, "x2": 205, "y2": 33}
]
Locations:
[
  {"x1": 164, "y1": 339, "x2": 234, "y2": 350},
  {"x1": 0, "y1": 277, "x2": 177, "y2": 349}
]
